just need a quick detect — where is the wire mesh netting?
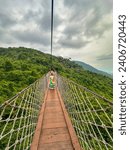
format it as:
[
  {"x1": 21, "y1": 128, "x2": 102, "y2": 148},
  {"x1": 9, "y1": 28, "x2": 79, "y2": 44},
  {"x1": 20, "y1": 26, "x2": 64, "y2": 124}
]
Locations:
[
  {"x1": 58, "y1": 75, "x2": 113, "y2": 150},
  {"x1": 0, "y1": 75, "x2": 47, "y2": 150}
]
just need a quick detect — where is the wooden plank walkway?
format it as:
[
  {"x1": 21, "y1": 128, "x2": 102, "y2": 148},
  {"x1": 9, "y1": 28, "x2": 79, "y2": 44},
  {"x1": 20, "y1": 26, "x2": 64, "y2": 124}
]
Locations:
[{"x1": 31, "y1": 88, "x2": 81, "y2": 150}]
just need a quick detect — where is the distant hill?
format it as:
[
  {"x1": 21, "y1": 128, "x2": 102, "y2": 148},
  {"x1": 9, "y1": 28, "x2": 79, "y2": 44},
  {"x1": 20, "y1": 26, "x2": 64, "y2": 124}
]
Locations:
[
  {"x1": 0, "y1": 47, "x2": 112, "y2": 103},
  {"x1": 74, "y1": 61, "x2": 112, "y2": 78}
]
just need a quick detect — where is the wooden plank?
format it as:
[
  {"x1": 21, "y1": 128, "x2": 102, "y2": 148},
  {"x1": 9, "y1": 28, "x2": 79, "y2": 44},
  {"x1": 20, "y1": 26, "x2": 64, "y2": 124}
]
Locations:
[
  {"x1": 44, "y1": 107, "x2": 62, "y2": 112},
  {"x1": 43, "y1": 112, "x2": 63, "y2": 119},
  {"x1": 39, "y1": 133, "x2": 71, "y2": 144},
  {"x1": 42, "y1": 122, "x2": 67, "y2": 129},
  {"x1": 41, "y1": 127, "x2": 68, "y2": 135},
  {"x1": 38, "y1": 141, "x2": 73, "y2": 150},
  {"x1": 43, "y1": 117, "x2": 65, "y2": 124}
]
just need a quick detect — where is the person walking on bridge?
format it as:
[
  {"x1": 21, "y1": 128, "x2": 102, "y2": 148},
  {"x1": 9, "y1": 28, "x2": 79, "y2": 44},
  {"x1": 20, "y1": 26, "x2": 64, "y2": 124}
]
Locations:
[{"x1": 49, "y1": 71, "x2": 55, "y2": 89}]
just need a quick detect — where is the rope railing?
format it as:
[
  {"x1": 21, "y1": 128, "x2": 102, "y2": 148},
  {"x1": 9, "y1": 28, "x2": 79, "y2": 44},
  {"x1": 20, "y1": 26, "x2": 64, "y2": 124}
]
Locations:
[
  {"x1": 0, "y1": 75, "x2": 47, "y2": 150},
  {"x1": 57, "y1": 75, "x2": 113, "y2": 150}
]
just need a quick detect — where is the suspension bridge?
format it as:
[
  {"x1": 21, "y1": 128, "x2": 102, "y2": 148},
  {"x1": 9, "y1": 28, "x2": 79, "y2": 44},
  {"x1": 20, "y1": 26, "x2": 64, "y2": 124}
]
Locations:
[
  {"x1": 0, "y1": 72, "x2": 112, "y2": 150},
  {"x1": 0, "y1": 0, "x2": 112, "y2": 149}
]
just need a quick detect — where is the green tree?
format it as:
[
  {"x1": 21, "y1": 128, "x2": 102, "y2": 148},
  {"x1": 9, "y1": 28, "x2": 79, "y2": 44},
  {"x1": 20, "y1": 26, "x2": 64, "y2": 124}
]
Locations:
[{"x1": 3, "y1": 60, "x2": 13, "y2": 71}]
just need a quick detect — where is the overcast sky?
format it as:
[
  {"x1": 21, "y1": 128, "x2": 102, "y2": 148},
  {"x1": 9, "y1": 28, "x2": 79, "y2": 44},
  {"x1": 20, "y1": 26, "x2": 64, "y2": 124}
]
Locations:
[{"x1": 0, "y1": 0, "x2": 113, "y2": 73}]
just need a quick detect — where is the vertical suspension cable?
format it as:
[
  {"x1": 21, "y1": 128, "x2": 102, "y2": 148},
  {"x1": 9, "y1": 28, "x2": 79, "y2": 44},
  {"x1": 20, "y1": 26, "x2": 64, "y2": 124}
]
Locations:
[{"x1": 51, "y1": 0, "x2": 54, "y2": 69}]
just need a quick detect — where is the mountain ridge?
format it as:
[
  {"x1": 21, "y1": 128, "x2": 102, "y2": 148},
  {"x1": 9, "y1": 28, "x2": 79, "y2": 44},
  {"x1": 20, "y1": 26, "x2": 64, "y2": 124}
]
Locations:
[{"x1": 74, "y1": 60, "x2": 112, "y2": 78}]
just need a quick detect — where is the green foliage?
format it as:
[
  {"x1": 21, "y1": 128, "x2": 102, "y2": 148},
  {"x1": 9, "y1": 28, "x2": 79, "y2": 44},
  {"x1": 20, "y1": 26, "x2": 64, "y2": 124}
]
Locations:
[
  {"x1": 3, "y1": 60, "x2": 13, "y2": 71},
  {"x1": 0, "y1": 47, "x2": 112, "y2": 104},
  {"x1": 0, "y1": 47, "x2": 49, "y2": 104}
]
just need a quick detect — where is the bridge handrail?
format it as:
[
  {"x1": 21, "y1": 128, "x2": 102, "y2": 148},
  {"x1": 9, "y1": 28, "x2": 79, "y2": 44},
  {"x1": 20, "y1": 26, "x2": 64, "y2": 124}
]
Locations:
[
  {"x1": 58, "y1": 75, "x2": 112, "y2": 105},
  {"x1": 0, "y1": 75, "x2": 47, "y2": 150},
  {"x1": 57, "y1": 75, "x2": 113, "y2": 150}
]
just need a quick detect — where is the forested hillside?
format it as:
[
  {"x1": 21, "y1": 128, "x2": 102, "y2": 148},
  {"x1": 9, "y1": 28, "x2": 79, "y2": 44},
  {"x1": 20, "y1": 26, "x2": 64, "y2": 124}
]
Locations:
[{"x1": 0, "y1": 47, "x2": 113, "y2": 104}]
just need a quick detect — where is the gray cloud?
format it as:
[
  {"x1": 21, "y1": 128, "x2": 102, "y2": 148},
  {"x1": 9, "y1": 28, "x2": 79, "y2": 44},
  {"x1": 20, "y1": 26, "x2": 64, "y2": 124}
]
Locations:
[
  {"x1": 59, "y1": 37, "x2": 89, "y2": 49},
  {"x1": 63, "y1": 0, "x2": 112, "y2": 38},
  {"x1": 64, "y1": 0, "x2": 112, "y2": 15},
  {"x1": 96, "y1": 53, "x2": 113, "y2": 61},
  {"x1": 63, "y1": 23, "x2": 83, "y2": 38},
  {"x1": 0, "y1": 12, "x2": 16, "y2": 28},
  {"x1": 23, "y1": 10, "x2": 41, "y2": 22},
  {"x1": 0, "y1": 28, "x2": 15, "y2": 44},
  {"x1": 0, "y1": 0, "x2": 113, "y2": 72},
  {"x1": 13, "y1": 30, "x2": 50, "y2": 46}
]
